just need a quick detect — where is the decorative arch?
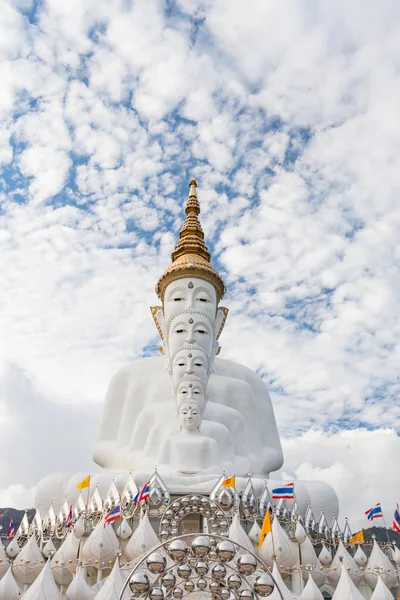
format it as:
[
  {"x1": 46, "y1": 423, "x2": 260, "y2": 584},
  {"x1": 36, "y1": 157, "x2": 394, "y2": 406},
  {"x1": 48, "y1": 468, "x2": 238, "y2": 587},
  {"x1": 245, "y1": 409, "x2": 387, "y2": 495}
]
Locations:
[
  {"x1": 159, "y1": 495, "x2": 229, "y2": 539},
  {"x1": 119, "y1": 533, "x2": 283, "y2": 600}
]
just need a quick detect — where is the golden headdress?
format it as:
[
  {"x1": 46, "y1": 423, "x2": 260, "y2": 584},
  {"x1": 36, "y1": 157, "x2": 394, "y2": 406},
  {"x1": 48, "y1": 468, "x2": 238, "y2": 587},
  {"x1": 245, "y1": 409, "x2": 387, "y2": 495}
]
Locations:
[{"x1": 156, "y1": 179, "x2": 225, "y2": 301}]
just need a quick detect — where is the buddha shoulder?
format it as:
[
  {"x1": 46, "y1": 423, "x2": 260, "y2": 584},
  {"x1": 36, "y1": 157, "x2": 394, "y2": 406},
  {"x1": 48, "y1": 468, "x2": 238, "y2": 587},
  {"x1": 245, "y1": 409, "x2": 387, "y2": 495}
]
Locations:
[
  {"x1": 105, "y1": 356, "x2": 167, "y2": 395},
  {"x1": 213, "y1": 357, "x2": 268, "y2": 385}
]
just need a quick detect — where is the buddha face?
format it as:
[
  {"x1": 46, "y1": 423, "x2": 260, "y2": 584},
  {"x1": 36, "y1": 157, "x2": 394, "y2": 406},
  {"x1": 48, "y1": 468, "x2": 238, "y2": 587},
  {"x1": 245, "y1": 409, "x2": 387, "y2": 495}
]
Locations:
[
  {"x1": 163, "y1": 278, "x2": 217, "y2": 322},
  {"x1": 176, "y1": 379, "x2": 205, "y2": 405},
  {"x1": 167, "y1": 313, "x2": 214, "y2": 359},
  {"x1": 171, "y1": 347, "x2": 209, "y2": 389},
  {"x1": 178, "y1": 401, "x2": 202, "y2": 432}
]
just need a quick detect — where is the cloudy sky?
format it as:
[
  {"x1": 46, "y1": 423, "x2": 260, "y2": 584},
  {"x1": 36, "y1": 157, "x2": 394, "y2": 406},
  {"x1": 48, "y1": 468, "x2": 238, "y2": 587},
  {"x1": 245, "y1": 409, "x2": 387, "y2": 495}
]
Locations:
[{"x1": 0, "y1": 0, "x2": 399, "y2": 530}]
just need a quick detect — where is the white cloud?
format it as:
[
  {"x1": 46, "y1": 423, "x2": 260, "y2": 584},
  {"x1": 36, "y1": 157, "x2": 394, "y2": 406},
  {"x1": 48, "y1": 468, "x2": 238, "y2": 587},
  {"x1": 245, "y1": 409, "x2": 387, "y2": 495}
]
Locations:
[
  {"x1": 0, "y1": 485, "x2": 35, "y2": 511},
  {"x1": 279, "y1": 428, "x2": 400, "y2": 529},
  {"x1": 0, "y1": 362, "x2": 98, "y2": 491}
]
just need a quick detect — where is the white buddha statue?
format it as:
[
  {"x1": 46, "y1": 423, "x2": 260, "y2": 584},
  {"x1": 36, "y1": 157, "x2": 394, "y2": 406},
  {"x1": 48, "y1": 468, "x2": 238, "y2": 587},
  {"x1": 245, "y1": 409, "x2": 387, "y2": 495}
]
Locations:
[
  {"x1": 165, "y1": 400, "x2": 222, "y2": 474},
  {"x1": 93, "y1": 179, "x2": 283, "y2": 481},
  {"x1": 128, "y1": 376, "x2": 238, "y2": 475},
  {"x1": 35, "y1": 177, "x2": 339, "y2": 520}
]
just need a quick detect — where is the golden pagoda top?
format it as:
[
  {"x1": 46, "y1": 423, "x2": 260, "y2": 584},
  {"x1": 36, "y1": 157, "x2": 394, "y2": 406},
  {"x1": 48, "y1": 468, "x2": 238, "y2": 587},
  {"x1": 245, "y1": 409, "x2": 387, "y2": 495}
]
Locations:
[{"x1": 156, "y1": 179, "x2": 225, "y2": 301}]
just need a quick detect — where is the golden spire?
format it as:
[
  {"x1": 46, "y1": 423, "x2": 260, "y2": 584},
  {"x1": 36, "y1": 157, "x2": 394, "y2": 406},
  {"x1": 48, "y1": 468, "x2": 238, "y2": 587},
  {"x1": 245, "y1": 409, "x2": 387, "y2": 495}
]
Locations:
[
  {"x1": 156, "y1": 178, "x2": 225, "y2": 301},
  {"x1": 171, "y1": 179, "x2": 211, "y2": 262}
]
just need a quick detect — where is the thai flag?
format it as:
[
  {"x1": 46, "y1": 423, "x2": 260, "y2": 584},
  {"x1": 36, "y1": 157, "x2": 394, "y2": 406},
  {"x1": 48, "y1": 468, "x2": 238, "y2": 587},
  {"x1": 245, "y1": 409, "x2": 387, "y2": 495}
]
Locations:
[
  {"x1": 104, "y1": 504, "x2": 121, "y2": 528},
  {"x1": 365, "y1": 503, "x2": 383, "y2": 521},
  {"x1": 132, "y1": 490, "x2": 140, "y2": 505},
  {"x1": 66, "y1": 506, "x2": 73, "y2": 529},
  {"x1": 138, "y1": 482, "x2": 150, "y2": 502},
  {"x1": 7, "y1": 519, "x2": 15, "y2": 540},
  {"x1": 272, "y1": 483, "x2": 294, "y2": 500},
  {"x1": 392, "y1": 504, "x2": 400, "y2": 534}
]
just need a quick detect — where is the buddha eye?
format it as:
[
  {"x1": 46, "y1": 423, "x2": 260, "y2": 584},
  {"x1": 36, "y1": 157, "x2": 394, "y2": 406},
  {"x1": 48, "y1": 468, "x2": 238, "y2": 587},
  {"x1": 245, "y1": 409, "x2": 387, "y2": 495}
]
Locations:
[
  {"x1": 176, "y1": 328, "x2": 185, "y2": 334},
  {"x1": 178, "y1": 361, "x2": 185, "y2": 366},
  {"x1": 173, "y1": 297, "x2": 183, "y2": 302},
  {"x1": 194, "y1": 390, "x2": 199, "y2": 394},
  {"x1": 196, "y1": 328, "x2": 207, "y2": 334},
  {"x1": 196, "y1": 297, "x2": 209, "y2": 303},
  {"x1": 181, "y1": 390, "x2": 187, "y2": 394},
  {"x1": 195, "y1": 362, "x2": 202, "y2": 367}
]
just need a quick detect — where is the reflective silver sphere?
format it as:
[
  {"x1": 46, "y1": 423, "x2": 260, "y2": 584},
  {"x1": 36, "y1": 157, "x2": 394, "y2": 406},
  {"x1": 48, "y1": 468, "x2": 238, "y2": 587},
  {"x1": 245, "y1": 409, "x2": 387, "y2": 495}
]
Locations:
[
  {"x1": 197, "y1": 578, "x2": 207, "y2": 590},
  {"x1": 254, "y1": 574, "x2": 274, "y2": 597},
  {"x1": 192, "y1": 535, "x2": 211, "y2": 558},
  {"x1": 220, "y1": 588, "x2": 230, "y2": 600},
  {"x1": 160, "y1": 530, "x2": 170, "y2": 541},
  {"x1": 184, "y1": 580, "x2": 195, "y2": 592},
  {"x1": 161, "y1": 573, "x2": 176, "y2": 589},
  {"x1": 209, "y1": 581, "x2": 220, "y2": 594},
  {"x1": 195, "y1": 561, "x2": 209, "y2": 576},
  {"x1": 172, "y1": 587, "x2": 183, "y2": 599},
  {"x1": 212, "y1": 564, "x2": 227, "y2": 580},
  {"x1": 129, "y1": 572, "x2": 150, "y2": 595},
  {"x1": 146, "y1": 552, "x2": 166, "y2": 575},
  {"x1": 168, "y1": 540, "x2": 188, "y2": 562},
  {"x1": 239, "y1": 590, "x2": 254, "y2": 600},
  {"x1": 237, "y1": 554, "x2": 257, "y2": 575},
  {"x1": 177, "y1": 564, "x2": 192, "y2": 580},
  {"x1": 227, "y1": 574, "x2": 242, "y2": 590},
  {"x1": 149, "y1": 587, "x2": 164, "y2": 600},
  {"x1": 216, "y1": 540, "x2": 235, "y2": 563}
]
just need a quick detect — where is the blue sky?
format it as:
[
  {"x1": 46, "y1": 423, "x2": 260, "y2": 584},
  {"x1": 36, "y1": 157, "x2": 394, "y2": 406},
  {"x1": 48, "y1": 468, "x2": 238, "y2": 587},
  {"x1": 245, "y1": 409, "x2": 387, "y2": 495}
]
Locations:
[{"x1": 0, "y1": 0, "x2": 399, "y2": 527}]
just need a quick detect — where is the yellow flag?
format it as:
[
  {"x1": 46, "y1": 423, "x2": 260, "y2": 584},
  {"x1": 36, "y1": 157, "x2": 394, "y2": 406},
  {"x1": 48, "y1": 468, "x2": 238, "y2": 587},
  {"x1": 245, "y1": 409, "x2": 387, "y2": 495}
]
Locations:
[
  {"x1": 222, "y1": 476, "x2": 236, "y2": 487},
  {"x1": 258, "y1": 510, "x2": 272, "y2": 549},
  {"x1": 348, "y1": 530, "x2": 364, "y2": 545},
  {"x1": 76, "y1": 475, "x2": 91, "y2": 490}
]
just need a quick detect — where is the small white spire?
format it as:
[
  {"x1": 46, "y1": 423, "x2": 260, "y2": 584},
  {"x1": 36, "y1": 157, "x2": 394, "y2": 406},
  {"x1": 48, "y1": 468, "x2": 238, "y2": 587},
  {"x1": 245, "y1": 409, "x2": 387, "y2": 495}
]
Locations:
[{"x1": 21, "y1": 559, "x2": 61, "y2": 599}]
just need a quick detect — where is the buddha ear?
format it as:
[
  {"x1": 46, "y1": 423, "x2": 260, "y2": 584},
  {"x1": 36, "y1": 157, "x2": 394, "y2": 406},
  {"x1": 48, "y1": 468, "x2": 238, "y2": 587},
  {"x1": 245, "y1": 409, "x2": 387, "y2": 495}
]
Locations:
[
  {"x1": 210, "y1": 341, "x2": 219, "y2": 367},
  {"x1": 150, "y1": 306, "x2": 166, "y2": 341},
  {"x1": 215, "y1": 307, "x2": 229, "y2": 340}
]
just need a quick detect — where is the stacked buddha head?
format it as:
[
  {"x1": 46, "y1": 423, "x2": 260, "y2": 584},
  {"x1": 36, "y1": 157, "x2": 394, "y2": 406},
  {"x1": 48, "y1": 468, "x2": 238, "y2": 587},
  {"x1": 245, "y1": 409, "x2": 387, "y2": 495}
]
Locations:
[
  {"x1": 146, "y1": 180, "x2": 233, "y2": 473},
  {"x1": 151, "y1": 178, "x2": 227, "y2": 393},
  {"x1": 175, "y1": 375, "x2": 205, "y2": 432}
]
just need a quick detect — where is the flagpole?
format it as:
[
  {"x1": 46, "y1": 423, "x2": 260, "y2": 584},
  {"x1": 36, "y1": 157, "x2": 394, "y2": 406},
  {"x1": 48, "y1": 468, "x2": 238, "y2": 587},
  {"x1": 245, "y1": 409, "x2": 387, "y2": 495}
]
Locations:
[
  {"x1": 381, "y1": 512, "x2": 392, "y2": 546},
  {"x1": 270, "y1": 507, "x2": 277, "y2": 559},
  {"x1": 77, "y1": 475, "x2": 91, "y2": 564},
  {"x1": 292, "y1": 492, "x2": 304, "y2": 594}
]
